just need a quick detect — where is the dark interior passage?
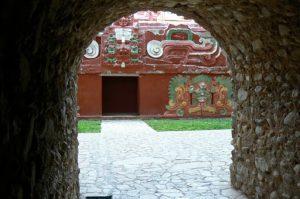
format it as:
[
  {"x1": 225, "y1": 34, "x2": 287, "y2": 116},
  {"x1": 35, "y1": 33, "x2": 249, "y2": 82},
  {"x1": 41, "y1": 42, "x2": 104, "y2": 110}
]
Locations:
[
  {"x1": 0, "y1": 1, "x2": 299, "y2": 198},
  {"x1": 102, "y1": 76, "x2": 138, "y2": 115}
]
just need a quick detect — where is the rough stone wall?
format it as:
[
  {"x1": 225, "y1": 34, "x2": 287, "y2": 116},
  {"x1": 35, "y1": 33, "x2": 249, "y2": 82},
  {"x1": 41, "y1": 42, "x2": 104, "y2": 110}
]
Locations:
[
  {"x1": 0, "y1": 0, "x2": 299, "y2": 198},
  {"x1": 0, "y1": 1, "x2": 81, "y2": 198}
]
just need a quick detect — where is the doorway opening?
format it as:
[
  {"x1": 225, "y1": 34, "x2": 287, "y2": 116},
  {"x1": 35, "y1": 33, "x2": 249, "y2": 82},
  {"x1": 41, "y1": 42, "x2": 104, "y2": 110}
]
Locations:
[{"x1": 102, "y1": 76, "x2": 139, "y2": 116}]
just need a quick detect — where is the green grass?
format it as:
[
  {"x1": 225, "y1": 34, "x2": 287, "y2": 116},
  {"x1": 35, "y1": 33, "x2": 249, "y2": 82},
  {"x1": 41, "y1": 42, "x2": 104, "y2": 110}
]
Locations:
[
  {"x1": 78, "y1": 120, "x2": 101, "y2": 133},
  {"x1": 144, "y1": 118, "x2": 232, "y2": 131}
]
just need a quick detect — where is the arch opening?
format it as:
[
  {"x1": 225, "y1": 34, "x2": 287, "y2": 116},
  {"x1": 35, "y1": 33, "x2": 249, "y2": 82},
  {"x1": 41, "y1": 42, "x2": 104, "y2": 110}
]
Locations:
[
  {"x1": 77, "y1": 10, "x2": 239, "y2": 198},
  {"x1": 0, "y1": 1, "x2": 299, "y2": 198}
]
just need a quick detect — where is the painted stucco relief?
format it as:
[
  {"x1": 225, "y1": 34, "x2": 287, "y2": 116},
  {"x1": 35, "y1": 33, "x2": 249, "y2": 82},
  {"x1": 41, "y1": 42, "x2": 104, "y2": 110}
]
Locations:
[
  {"x1": 80, "y1": 11, "x2": 228, "y2": 74},
  {"x1": 144, "y1": 28, "x2": 225, "y2": 66},
  {"x1": 101, "y1": 16, "x2": 143, "y2": 68},
  {"x1": 78, "y1": 11, "x2": 231, "y2": 118},
  {"x1": 165, "y1": 75, "x2": 233, "y2": 117},
  {"x1": 84, "y1": 40, "x2": 100, "y2": 59}
]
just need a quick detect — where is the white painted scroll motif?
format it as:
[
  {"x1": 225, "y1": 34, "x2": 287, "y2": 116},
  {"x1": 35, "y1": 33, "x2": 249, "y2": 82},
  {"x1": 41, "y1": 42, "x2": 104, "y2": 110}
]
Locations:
[
  {"x1": 147, "y1": 40, "x2": 163, "y2": 58},
  {"x1": 84, "y1": 40, "x2": 99, "y2": 58}
]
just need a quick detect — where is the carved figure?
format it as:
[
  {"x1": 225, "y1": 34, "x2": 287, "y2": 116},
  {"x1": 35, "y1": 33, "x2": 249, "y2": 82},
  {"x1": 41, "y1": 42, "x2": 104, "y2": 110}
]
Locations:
[{"x1": 165, "y1": 75, "x2": 232, "y2": 117}]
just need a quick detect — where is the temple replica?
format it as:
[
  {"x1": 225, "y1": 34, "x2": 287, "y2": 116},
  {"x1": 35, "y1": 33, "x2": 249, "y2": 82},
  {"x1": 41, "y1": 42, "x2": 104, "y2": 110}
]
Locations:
[{"x1": 77, "y1": 11, "x2": 233, "y2": 118}]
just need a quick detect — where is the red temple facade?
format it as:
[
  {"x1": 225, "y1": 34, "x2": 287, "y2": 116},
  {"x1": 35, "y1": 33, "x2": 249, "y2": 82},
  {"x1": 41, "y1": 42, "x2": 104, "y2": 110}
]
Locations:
[{"x1": 77, "y1": 11, "x2": 232, "y2": 118}]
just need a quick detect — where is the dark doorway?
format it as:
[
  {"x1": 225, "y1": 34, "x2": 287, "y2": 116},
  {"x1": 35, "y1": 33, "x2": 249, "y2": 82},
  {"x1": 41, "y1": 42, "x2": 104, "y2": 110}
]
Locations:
[{"x1": 102, "y1": 76, "x2": 138, "y2": 115}]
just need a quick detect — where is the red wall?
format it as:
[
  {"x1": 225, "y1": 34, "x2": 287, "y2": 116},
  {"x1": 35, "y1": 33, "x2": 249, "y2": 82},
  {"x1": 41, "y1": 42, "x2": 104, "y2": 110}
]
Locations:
[
  {"x1": 77, "y1": 73, "x2": 228, "y2": 118},
  {"x1": 139, "y1": 74, "x2": 172, "y2": 116},
  {"x1": 77, "y1": 74, "x2": 173, "y2": 117},
  {"x1": 77, "y1": 74, "x2": 102, "y2": 117}
]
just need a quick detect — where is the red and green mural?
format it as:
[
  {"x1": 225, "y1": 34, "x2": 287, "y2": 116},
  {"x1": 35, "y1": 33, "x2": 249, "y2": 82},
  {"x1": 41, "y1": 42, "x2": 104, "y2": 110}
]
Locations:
[
  {"x1": 77, "y1": 11, "x2": 232, "y2": 118},
  {"x1": 165, "y1": 75, "x2": 232, "y2": 117}
]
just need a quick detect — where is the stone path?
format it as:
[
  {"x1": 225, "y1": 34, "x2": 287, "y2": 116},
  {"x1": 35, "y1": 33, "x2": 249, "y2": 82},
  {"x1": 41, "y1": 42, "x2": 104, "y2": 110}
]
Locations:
[{"x1": 79, "y1": 120, "x2": 247, "y2": 199}]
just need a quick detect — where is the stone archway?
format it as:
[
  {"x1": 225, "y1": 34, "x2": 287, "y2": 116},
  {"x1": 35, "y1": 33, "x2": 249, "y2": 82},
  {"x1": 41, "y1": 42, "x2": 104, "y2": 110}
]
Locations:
[{"x1": 0, "y1": 1, "x2": 299, "y2": 198}]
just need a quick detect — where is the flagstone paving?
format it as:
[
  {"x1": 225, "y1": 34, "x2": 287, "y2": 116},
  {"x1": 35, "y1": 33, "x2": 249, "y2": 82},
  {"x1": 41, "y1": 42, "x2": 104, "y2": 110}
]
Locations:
[{"x1": 79, "y1": 120, "x2": 247, "y2": 199}]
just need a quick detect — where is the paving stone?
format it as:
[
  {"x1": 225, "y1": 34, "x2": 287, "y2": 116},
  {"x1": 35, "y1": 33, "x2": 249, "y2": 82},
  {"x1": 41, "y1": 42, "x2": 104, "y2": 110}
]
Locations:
[
  {"x1": 139, "y1": 194, "x2": 157, "y2": 199},
  {"x1": 79, "y1": 120, "x2": 248, "y2": 198}
]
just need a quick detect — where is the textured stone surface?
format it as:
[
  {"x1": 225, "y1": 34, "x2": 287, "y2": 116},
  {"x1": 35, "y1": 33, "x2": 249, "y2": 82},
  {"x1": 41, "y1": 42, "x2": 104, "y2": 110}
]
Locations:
[
  {"x1": 79, "y1": 120, "x2": 247, "y2": 199},
  {"x1": 0, "y1": 0, "x2": 299, "y2": 198}
]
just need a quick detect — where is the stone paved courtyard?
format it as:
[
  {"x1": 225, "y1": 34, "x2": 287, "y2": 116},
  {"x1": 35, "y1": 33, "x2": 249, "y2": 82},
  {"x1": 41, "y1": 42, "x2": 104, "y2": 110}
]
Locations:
[{"x1": 79, "y1": 120, "x2": 247, "y2": 199}]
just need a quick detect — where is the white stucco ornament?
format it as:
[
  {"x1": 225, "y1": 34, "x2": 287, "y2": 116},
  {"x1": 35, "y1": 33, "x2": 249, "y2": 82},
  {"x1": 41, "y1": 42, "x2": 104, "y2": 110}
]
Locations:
[
  {"x1": 84, "y1": 40, "x2": 99, "y2": 58},
  {"x1": 147, "y1": 40, "x2": 163, "y2": 58},
  {"x1": 199, "y1": 37, "x2": 211, "y2": 47}
]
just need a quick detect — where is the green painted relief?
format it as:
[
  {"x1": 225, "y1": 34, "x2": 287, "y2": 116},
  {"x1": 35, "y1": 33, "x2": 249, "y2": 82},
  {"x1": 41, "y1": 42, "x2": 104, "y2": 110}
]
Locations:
[
  {"x1": 130, "y1": 34, "x2": 140, "y2": 43},
  {"x1": 131, "y1": 46, "x2": 139, "y2": 54},
  {"x1": 107, "y1": 36, "x2": 116, "y2": 43},
  {"x1": 107, "y1": 46, "x2": 115, "y2": 54},
  {"x1": 216, "y1": 76, "x2": 232, "y2": 98},
  {"x1": 107, "y1": 58, "x2": 117, "y2": 63},
  {"x1": 167, "y1": 75, "x2": 189, "y2": 103},
  {"x1": 131, "y1": 58, "x2": 142, "y2": 63},
  {"x1": 165, "y1": 75, "x2": 233, "y2": 117},
  {"x1": 166, "y1": 29, "x2": 193, "y2": 41}
]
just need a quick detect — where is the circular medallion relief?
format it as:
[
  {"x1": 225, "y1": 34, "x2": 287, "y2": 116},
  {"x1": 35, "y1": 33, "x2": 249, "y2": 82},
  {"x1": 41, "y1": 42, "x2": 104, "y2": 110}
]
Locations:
[
  {"x1": 84, "y1": 40, "x2": 99, "y2": 58},
  {"x1": 147, "y1": 40, "x2": 163, "y2": 58}
]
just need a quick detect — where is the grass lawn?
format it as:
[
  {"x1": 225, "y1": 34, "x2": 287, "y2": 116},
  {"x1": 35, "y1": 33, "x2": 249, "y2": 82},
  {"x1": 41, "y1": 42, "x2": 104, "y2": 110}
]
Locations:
[
  {"x1": 78, "y1": 120, "x2": 101, "y2": 133},
  {"x1": 144, "y1": 118, "x2": 232, "y2": 131}
]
